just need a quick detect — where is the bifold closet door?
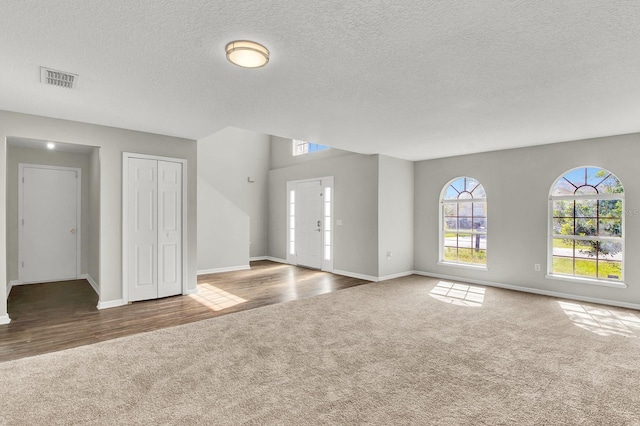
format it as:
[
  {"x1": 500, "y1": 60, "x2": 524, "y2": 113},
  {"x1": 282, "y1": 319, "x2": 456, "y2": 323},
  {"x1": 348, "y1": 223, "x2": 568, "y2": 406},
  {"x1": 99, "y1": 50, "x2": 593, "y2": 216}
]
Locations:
[{"x1": 127, "y1": 158, "x2": 182, "y2": 302}]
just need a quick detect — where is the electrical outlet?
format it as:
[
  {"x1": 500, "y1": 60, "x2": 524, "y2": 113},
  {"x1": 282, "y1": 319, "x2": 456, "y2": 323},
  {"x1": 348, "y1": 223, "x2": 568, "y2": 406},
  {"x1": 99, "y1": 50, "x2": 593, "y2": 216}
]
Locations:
[
  {"x1": 534, "y1": 264, "x2": 541, "y2": 271},
  {"x1": 387, "y1": 251, "x2": 392, "y2": 258}
]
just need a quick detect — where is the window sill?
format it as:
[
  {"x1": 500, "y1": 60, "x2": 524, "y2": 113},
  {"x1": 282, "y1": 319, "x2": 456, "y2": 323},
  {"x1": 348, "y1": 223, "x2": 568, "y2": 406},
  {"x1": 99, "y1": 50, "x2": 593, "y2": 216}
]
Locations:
[
  {"x1": 438, "y1": 262, "x2": 488, "y2": 271},
  {"x1": 545, "y1": 274, "x2": 627, "y2": 289}
]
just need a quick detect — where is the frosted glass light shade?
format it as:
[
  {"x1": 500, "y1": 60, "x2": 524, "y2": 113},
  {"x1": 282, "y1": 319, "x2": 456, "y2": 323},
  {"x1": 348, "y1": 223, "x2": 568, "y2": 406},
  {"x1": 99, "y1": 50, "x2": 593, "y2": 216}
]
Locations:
[{"x1": 225, "y1": 40, "x2": 269, "y2": 68}]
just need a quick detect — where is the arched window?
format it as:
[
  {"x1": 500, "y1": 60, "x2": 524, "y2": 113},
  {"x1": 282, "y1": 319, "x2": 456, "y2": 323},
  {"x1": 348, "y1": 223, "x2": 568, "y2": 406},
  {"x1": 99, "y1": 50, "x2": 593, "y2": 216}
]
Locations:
[
  {"x1": 440, "y1": 177, "x2": 487, "y2": 267},
  {"x1": 549, "y1": 167, "x2": 624, "y2": 283}
]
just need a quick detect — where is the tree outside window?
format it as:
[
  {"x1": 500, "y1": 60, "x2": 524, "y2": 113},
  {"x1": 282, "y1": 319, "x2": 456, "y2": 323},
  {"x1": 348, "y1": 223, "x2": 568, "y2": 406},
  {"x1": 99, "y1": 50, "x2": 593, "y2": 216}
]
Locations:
[
  {"x1": 441, "y1": 177, "x2": 487, "y2": 266},
  {"x1": 550, "y1": 167, "x2": 624, "y2": 282}
]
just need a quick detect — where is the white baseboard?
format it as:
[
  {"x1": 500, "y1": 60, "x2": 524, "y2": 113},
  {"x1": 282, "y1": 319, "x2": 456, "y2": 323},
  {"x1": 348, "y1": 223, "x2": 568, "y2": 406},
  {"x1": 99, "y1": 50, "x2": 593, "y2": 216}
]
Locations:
[
  {"x1": 9, "y1": 276, "x2": 84, "y2": 286},
  {"x1": 378, "y1": 271, "x2": 414, "y2": 282},
  {"x1": 413, "y1": 270, "x2": 640, "y2": 311},
  {"x1": 197, "y1": 265, "x2": 250, "y2": 275},
  {"x1": 265, "y1": 256, "x2": 288, "y2": 264},
  {"x1": 97, "y1": 299, "x2": 126, "y2": 310},
  {"x1": 184, "y1": 287, "x2": 198, "y2": 295},
  {"x1": 333, "y1": 269, "x2": 378, "y2": 282},
  {"x1": 0, "y1": 314, "x2": 10, "y2": 325},
  {"x1": 80, "y1": 274, "x2": 99, "y2": 297},
  {"x1": 6, "y1": 280, "x2": 17, "y2": 299},
  {"x1": 250, "y1": 256, "x2": 268, "y2": 261}
]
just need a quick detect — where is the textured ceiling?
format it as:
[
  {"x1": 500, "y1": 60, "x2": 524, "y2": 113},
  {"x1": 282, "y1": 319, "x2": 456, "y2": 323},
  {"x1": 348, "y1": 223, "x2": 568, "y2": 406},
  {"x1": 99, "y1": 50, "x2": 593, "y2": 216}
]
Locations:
[{"x1": 1, "y1": 1, "x2": 639, "y2": 161}]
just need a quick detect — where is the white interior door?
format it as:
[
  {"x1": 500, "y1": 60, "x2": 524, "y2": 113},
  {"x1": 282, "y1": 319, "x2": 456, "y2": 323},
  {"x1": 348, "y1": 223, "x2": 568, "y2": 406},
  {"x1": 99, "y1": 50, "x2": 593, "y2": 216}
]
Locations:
[
  {"x1": 20, "y1": 165, "x2": 79, "y2": 283},
  {"x1": 295, "y1": 180, "x2": 323, "y2": 268},
  {"x1": 127, "y1": 157, "x2": 183, "y2": 302},
  {"x1": 157, "y1": 160, "x2": 182, "y2": 298}
]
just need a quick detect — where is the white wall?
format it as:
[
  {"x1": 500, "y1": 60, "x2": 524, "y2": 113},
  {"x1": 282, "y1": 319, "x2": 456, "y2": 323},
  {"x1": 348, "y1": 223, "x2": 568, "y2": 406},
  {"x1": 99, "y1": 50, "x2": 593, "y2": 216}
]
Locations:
[
  {"x1": 197, "y1": 127, "x2": 270, "y2": 272},
  {"x1": 378, "y1": 155, "x2": 414, "y2": 278},
  {"x1": 0, "y1": 110, "x2": 197, "y2": 321},
  {"x1": 414, "y1": 133, "x2": 640, "y2": 306},
  {"x1": 6, "y1": 145, "x2": 91, "y2": 282}
]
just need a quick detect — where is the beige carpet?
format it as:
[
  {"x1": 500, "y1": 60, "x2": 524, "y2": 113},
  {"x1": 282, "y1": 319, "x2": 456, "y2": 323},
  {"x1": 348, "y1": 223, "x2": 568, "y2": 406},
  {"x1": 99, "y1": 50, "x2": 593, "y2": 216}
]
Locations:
[{"x1": 2, "y1": 275, "x2": 640, "y2": 425}]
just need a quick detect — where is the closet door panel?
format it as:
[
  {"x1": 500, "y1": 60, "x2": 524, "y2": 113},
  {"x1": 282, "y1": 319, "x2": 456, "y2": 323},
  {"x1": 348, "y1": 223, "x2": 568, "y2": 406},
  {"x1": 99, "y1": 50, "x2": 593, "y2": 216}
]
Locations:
[
  {"x1": 157, "y1": 160, "x2": 182, "y2": 298},
  {"x1": 128, "y1": 158, "x2": 158, "y2": 302}
]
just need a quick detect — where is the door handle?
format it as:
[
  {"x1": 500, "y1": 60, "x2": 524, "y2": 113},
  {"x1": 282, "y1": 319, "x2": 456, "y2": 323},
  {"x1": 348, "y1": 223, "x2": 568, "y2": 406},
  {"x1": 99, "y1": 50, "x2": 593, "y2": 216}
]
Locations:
[{"x1": 70, "y1": 228, "x2": 76, "y2": 234}]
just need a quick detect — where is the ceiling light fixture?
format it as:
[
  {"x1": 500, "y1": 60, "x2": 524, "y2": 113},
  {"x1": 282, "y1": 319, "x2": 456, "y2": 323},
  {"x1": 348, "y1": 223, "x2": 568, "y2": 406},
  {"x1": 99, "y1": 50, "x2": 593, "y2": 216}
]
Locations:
[
  {"x1": 46, "y1": 142, "x2": 55, "y2": 149},
  {"x1": 225, "y1": 40, "x2": 269, "y2": 68}
]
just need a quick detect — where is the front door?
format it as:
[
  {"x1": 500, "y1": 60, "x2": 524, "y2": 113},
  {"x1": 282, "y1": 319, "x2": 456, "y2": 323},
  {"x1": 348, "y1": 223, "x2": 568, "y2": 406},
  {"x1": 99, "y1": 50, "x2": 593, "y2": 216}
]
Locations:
[
  {"x1": 19, "y1": 164, "x2": 79, "y2": 283},
  {"x1": 295, "y1": 180, "x2": 323, "y2": 269}
]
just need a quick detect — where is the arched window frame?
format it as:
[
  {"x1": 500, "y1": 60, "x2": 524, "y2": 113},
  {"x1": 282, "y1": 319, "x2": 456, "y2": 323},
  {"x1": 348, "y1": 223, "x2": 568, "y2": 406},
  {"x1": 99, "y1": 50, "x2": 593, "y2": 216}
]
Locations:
[
  {"x1": 439, "y1": 177, "x2": 488, "y2": 268},
  {"x1": 547, "y1": 166, "x2": 625, "y2": 287}
]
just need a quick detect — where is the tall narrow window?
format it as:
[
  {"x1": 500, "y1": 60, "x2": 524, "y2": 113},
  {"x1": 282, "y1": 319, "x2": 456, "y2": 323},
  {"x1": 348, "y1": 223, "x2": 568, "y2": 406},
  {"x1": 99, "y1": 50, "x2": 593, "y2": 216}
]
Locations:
[
  {"x1": 549, "y1": 167, "x2": 624, "y2": 283},
  {"x1": 324, "y1": 187, "x2": 332, "y2": 261},
  {"x1": 289, "y1": 189, "x2": 295, "y2": 255},
  {"x1": 440, "y1": 177, "x2": 487, "y2": 267}
]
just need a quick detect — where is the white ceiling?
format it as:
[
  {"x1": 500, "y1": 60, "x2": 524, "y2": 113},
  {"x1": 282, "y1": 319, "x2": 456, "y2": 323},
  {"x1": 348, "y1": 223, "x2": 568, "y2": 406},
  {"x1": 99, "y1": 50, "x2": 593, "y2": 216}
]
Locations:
[{"x1": 2, "y1": 1, "x2": 639, "y2": 161}]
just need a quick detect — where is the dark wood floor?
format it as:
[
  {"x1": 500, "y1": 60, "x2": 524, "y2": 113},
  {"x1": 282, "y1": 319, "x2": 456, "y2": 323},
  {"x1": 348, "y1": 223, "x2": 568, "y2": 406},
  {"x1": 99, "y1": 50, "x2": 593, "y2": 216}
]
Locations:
[{"x1": 0, "y1": 261, "x2": 368, "y2": 363}]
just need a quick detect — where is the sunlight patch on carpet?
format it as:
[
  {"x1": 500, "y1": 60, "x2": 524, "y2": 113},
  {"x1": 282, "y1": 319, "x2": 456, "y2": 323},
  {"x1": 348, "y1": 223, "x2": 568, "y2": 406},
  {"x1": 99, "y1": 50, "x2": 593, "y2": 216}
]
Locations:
[
  {"x1": 190, "y1": 283, "x2": 247, "y2": 311},
  {"x1": 559, "y1": 301, "x2": 640, "y2": 338},
  {"x1": 429, "y1": 281, "x2": 485, "y2": 307}
]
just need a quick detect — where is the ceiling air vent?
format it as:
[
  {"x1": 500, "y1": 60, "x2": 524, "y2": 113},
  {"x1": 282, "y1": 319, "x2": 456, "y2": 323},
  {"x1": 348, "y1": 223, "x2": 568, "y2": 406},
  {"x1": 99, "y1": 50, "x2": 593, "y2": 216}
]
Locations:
[{"x1": 40, "y1": 67, "x2": 78, "y2": 89}]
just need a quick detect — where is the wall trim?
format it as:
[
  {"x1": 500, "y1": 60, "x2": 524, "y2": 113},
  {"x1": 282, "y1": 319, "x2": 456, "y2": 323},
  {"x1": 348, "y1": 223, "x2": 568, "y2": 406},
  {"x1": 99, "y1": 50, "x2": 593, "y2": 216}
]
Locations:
[
  {"x1": 97, "y1": 299, "x2": 126, "y2": 310},
  {"x1": 197, "y1": 265, "x2": 250, "y2": 275},
  {"x1": 0, "y1": 314, "x2": 10, "y2": 325},
  {"x1": 250, "y1": 256, "x2": 268, "y2": 261},
  {"x1": 184, "y1": 287, "x2": 198, "y2": 295},
  {"x1": 80, "y1": 274, "x2": 99, "y2": 297},
  {"x1": 378, "y1": 270, "x2": 414, "y2": 282},
  {"x1": 9, "y1": 277, "x2": 80, "y2": 286},
  {"x1": 413, "y1": 270, "x2": 640, "y2": 311},
  {"x1": 265, "y1": 256, "x2": 288, "y2": 264},
  {"x1": 333, "y1": 269, "x2": 378, "y2": 282},
  {"x1": 7, "y1": 280, "x2": 17, "y2": 299}
]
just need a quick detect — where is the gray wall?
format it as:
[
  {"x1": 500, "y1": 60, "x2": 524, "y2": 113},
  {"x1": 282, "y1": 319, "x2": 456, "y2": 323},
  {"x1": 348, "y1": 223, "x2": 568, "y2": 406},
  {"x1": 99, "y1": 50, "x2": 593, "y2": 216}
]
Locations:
[
  {"x1": 88, "y1": 147, "x2": 100, "y2": 286},
  {"x1": 6, "y1": 145, "x2": 91, "y2": 282},
  {"x1": 268, "y1": 152, "x2": 379, "y2": 278},
  {"x1": 414, "y1": 133, "x2": 640, "y2": 305},
  {"x1": 197, "y1": 127, "x2": 270, "y2": 272},
  {"x1": 0, "y1": 110, "x2": 197, "y2": 319},
  {"x1": 378, "y1": 155, "x2": 414, "y2": 278}
]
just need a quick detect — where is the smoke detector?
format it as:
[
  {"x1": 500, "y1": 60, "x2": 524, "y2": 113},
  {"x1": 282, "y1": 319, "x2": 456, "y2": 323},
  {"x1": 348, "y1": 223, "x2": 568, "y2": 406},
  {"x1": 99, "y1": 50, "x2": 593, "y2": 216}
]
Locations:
[{"x1": 40, "y1": 67, "x2": 78, "y2": 89}]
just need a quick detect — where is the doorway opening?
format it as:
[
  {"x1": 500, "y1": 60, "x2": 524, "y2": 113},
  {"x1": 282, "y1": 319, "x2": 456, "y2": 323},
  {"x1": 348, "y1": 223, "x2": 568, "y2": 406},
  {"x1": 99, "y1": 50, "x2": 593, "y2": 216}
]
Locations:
[
  {"x1": 286, "y1": 176, "x2": 334, "y2": 272},
  {"x1": 6, "y1": 136, "x2": 101, "y2": 306}
]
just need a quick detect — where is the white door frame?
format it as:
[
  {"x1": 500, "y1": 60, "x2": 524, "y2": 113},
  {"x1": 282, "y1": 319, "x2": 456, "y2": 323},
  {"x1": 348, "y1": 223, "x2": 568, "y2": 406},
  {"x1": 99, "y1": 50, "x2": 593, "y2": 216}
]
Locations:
[
  {"x1": 122, "y1": 152, "x2": 188, "y2": 304},
  {"x1": 18, "y1": 163, "x2": 82, "y2": 283},
  {"x1": 286, "y1": 176, "x2": 334, "y2": 272}
]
